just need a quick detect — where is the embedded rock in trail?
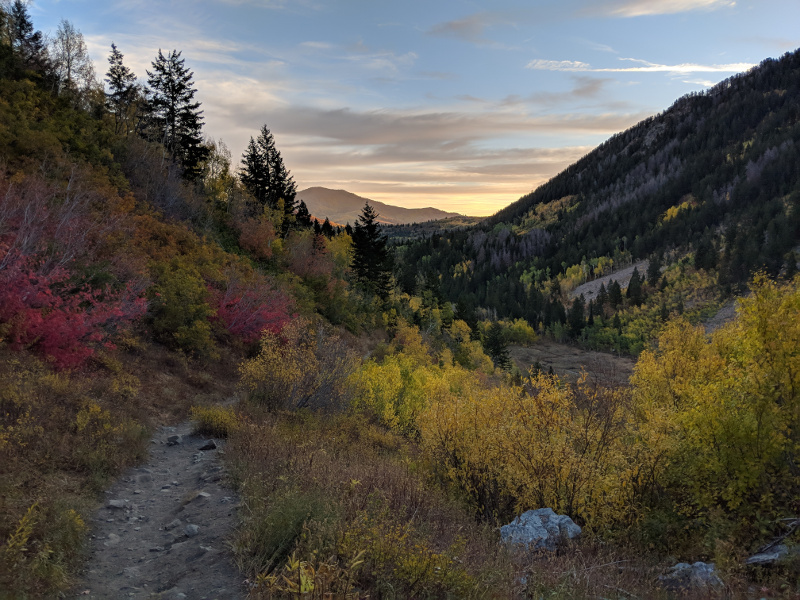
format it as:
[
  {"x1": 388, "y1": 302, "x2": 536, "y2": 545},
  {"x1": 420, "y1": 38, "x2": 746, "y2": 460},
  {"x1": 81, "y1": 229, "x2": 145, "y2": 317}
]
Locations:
[
  {"x1": 500, "y1": 508, "x2": 581, "y2": 551},
  {"x1": 75, "y1": 422, "x2": 244, "y2": 599}
]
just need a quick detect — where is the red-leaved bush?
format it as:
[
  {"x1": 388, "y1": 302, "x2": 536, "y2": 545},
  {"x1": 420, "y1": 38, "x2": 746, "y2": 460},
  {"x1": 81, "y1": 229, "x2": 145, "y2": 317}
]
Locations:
[
  {"x1": 0, "y1": 252, "x2": 146, "y2": 369},
  {"x1": 210, "y1": 272, "x2": 294, "y2": 345}
]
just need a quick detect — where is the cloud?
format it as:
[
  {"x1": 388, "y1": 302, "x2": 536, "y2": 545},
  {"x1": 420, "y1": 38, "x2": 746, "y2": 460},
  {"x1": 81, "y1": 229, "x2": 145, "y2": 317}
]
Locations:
[
  {"x1": 526, "y1": 56, "x2": 754, "y2": 74},
  {"x1": 526, "y1": 59, "x2": 591, "y2": 71},
  {"x1": 588, "y1": 0, "x2": 736, "y2": 17},
  {"x1": 500, "y1": 76, "x2": 618, "y2": 108},
  {"x1": 427, "y1": 14, "x2": 491, "y2": 44}
]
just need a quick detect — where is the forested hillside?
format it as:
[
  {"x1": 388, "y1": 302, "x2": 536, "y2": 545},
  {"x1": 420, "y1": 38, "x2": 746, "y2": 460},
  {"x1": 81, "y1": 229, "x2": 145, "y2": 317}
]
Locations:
[
  {"x1": 396, "y1": 49, "x2": 800, "y2": 353},
  {"x1": 2, "y1": 3, "x2": 800, "y2": 598}
]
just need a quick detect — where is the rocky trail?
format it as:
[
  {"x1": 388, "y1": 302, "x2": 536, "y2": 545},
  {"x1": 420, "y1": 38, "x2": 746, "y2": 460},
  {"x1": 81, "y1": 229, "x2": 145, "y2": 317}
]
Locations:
[{"x1": 73, "y1": 422, "x2": 245, "y2": 600}]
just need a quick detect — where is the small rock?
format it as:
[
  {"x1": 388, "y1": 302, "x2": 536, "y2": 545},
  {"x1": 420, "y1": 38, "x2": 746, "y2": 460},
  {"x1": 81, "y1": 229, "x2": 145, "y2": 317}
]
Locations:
[
  {"x1": 659, "y1": 561, "x2": 723, "y2": 592},
  {"x1": 107, "y1": 499, "x2": 127, "y2": 509},
  {"x1": 196, "y1": 491, "x2": 211, "y2": 499},
  {"x1": 165, "y1": 518, "x2": 182, "y2": 531},
  {"x1": 198, "y1": 439, "x2": 217, "y2": 451},
  {"x1": 105, "y1": 533, "x2": 121, "y2": 547},
  {"x1": 167, "y1": 434, "x2": 182, "y2": 446},
  {"x1": 172, "y1": 480, "x2": 179, "y2": 486},
  {"x1": 193, "y1": 452, "x2": 205, "y2": 463},
  {"x1": 149, "y1": 546, "x2": 164, "y2": 552},
  {"x1": 133, "y1": 490, "x2": 142, "y2": 495},
  {"x1": 746, "y1": 544, "x2": 798, "y2": 566},
  {"x1": 185, "y1": 524, "x2": 200, "y2": 537},
  {"x1": 500, "y1": 508, "x2": 581, "y2": 551}
]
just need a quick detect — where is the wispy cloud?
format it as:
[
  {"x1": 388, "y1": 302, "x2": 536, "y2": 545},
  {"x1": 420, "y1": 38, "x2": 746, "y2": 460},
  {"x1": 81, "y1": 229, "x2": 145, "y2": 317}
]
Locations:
[
  {"x1": 526, "y1": 56, "x2": 754, "y2": 74},
  {"x1": 588, "y1": 0, "x2": 736, "y2": 17},
  {"x1": 427, "y1": 14, "x2": 492, "y2": 44}
]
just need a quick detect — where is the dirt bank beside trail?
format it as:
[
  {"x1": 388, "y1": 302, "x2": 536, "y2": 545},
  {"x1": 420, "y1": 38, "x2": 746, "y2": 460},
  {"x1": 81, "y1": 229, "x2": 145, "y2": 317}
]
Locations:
[{"x1": 74, "y1": 421, "x2": 244, "y2": 600}]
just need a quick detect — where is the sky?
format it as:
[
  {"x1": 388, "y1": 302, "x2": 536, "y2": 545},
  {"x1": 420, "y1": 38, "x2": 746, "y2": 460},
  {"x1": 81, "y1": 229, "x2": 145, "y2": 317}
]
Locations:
[{"x1": 29, "y1": 0, "x2": 800, "y2": 216}]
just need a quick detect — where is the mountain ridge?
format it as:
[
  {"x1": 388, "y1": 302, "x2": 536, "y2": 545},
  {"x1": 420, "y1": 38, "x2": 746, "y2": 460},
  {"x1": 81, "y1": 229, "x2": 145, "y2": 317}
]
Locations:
[{"x1": 297, "y1": 186, "x2": 461, "y2": 225}]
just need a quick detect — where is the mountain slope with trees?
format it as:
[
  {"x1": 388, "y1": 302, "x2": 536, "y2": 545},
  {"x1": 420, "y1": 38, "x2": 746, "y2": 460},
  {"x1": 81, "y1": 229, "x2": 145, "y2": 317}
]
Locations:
[{"x1": 396, "y1": 49, "x2": 800, "y2": 353}]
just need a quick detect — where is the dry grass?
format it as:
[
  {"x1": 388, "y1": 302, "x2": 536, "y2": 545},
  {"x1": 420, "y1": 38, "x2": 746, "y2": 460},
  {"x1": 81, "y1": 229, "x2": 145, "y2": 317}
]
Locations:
[{"x1": 228, "y1": 408, "x2": 518, "y2": 598}]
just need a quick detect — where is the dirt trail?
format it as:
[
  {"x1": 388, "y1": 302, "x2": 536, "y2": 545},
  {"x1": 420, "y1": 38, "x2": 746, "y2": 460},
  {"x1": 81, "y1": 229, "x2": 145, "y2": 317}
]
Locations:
[{"x1": 74, "y1": 422, "x2": 245, "y2": 600}]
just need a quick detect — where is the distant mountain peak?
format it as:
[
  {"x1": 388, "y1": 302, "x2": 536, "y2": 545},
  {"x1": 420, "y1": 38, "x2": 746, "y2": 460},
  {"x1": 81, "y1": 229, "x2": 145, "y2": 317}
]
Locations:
[{"x1": 297, "y1": 187, "x2": 461, "y2": 225}]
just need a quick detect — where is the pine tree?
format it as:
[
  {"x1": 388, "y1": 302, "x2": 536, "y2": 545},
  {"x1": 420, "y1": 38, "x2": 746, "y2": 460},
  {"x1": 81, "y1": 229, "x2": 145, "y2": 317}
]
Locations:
[
  {"x1": 8, "y1": 0, "x2": 48, "y2": 75},
  {"x1": 647, "y1": 253, "x2": 662, "y2": 284},
  {"x1": 146, "y1": 49, "x2": 208, "y2": 180},
  {"x1": 295, "y1": 200, "x2": 313, "y2": 229},
  {"x1": 567, "y1": 295, "x2": 585, "y2": 336},
  {"x1": 351, "y1": 202, "x2": 392, "y2": 299},
  {"x1": 239, "y1": 124, "x2": 297, "y2": 225},
  {"x1": 626, "y1": 267, "x2": 643, "y2": 306},
  {"x1": 608, "y1": 280, "x2": 623, "y2": 309},
  {"x1": 105, "y1": 43, "x2": 139, "y2": 135},
  {"x1": 484, "y1": 321, "x2": 510, "y2": 370}
]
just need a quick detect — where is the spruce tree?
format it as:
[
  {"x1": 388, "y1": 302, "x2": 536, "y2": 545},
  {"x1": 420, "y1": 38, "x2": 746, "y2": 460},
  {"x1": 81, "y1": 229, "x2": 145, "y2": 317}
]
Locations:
[
  {"x1": 626, "y1": 267, "x2": 643, "y2": 306},
  {"x1": 105, "y1": 43, "x2": 138, "y2": 135},
  {"x1": 295, "y1": 200, "x2": 313, "y2": 229},
  {"x1": 8, "y1": 0, "x2": 48, "y2": 75},
  {"x1": 240, "y1": 124, "x2": 297, "y2": 225},
  {"x1": 146, "y1": 49, "x2": 208, "y2": 180},
  {"x1": 484, "y1": 321, "x2": 510, "y2": 370},
  {"x1": 351, "y1": 202, "x2": 392, "y2": 299}
]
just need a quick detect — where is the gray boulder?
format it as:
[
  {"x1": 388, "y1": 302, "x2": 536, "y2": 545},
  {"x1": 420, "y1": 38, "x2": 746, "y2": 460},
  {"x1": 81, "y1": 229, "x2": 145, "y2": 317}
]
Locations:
[
  {"x1": 500, "y1": 508, "x2": 581, "y2": 551},
  {"x1": 658, "y1": 561, "x2": 723, "y2": 592}
]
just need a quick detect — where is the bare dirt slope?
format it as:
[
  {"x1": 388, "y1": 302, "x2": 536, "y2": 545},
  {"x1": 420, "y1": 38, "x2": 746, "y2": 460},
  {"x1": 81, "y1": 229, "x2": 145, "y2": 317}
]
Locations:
[
  {"x1": 569, "y1": 260, "x2": 649, "y2": 301},
  {"x1": 74, "y1": 422, "x2": 244, "y2": 600},
  {"x1": 510, "y1": 340, "x2": 635, "y2": 386}
]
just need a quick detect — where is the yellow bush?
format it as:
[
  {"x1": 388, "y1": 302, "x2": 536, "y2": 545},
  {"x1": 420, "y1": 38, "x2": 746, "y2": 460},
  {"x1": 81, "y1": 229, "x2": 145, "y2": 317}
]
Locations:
[
  {"x1": 240, "y1": 318, "x2": 358, "y2": 411},
  {"x1": 190, "y1": 404, "x2": 240, "y2": 438}
]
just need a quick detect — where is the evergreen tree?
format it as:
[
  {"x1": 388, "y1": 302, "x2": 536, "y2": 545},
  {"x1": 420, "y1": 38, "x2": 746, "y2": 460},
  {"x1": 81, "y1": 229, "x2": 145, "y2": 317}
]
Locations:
[
  {"x1": 567, "y1": 295, "x2": 585, "y2": 336},
  {"x1": 484, "y1": 321, "x2": 510, "y2": 370},
  {"x1": 105, "y1": 43, "x2": 139, "y2": 135},
  {"x1": 608, "y1": 280, "x2": 623, "y2": 309},
  {"x1": 146, "y1": 49, "x2": 208, "y2": 180},
  {"x1": 239, "y1": 124, "x2": 296, "y2": 223},
  {"x1": 321, "y1": 217, "x2": 334, "y2": 238},
  {"x1": 695, "y1": 238, "x2": 718, "y2": 271},
  {"x1": 351, "y1": 202, "x2": 392, "y2": 299},
  {"x1": 626, "y1": 268, "x2": 643, "y2": 306},
  {"x1": 647, "y1": 254, "x2": 662, "y2": 285},
  {"x1": 295, "y1": 200, "x2": 313, "y2": 229},
  {"x1": 596, "y1": 282, "x2": 608, "y2": 309},
  {"x1": 8, "y1": 0, "x2": 48, "y2": 75}
]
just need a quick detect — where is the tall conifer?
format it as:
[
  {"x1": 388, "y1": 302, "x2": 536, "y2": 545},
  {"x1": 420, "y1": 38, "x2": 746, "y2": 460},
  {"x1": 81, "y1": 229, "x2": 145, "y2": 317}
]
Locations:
[{"x1": 146, "y1": 49, "x2": 208, "y2": 180}]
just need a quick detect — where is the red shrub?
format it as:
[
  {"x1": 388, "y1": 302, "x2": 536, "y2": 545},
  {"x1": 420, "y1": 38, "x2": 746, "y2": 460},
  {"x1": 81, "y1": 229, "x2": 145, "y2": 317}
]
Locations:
[
  {"x1": 0, "y1": 253, "x2": 146, "y2": 369},
  {"x1": 211, "y1": 273, "x2": 294, "y2": 345}
]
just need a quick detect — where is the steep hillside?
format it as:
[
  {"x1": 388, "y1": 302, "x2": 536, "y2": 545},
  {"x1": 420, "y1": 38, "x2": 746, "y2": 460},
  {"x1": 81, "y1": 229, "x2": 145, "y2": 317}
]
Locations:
[
  {"x1": 297, "y1": 186, "x2": 461, "y2": 225},
  {"x1": 397, "y1": 49, "x2": 800, "y2": 352}
]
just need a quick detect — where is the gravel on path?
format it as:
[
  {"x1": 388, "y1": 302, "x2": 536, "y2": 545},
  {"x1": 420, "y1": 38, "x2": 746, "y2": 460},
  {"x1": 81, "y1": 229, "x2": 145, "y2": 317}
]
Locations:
[{"x1": 74, "y1": 422, "x2": 245, "y2": 600}]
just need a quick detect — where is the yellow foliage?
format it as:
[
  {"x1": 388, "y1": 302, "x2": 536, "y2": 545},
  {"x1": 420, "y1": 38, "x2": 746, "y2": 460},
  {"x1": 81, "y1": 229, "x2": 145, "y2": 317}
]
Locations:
[
  {"x1": 418, "y1": 371, "x2": 632, "y2": 525},
  {"x1": 240, "y1": 318, "x2": 357, "y2": 411},
  {"x1": 631, "y1": 274, "x2": 800, "y2": 541},
  {"x1": 191, "y1": 404, "x2": 240, "y2": 438}
]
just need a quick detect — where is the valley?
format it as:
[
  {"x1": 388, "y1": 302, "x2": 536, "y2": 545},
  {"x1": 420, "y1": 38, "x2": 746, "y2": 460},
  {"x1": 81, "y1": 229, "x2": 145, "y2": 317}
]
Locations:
[{"x1": 0, "y1": 5, "x2": 799, "y2": 599}]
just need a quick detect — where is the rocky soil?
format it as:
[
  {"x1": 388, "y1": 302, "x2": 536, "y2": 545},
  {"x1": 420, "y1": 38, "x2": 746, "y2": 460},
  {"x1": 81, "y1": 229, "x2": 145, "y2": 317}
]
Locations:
[{"x1": 73, "y1": 422, "x2": 245, "y2": 600}]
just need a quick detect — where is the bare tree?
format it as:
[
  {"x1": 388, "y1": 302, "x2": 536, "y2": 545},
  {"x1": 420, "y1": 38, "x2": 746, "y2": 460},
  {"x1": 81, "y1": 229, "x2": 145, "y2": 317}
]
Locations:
[{"x1": 50, "y1": 18, "x2": 95, "y2": 98}]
